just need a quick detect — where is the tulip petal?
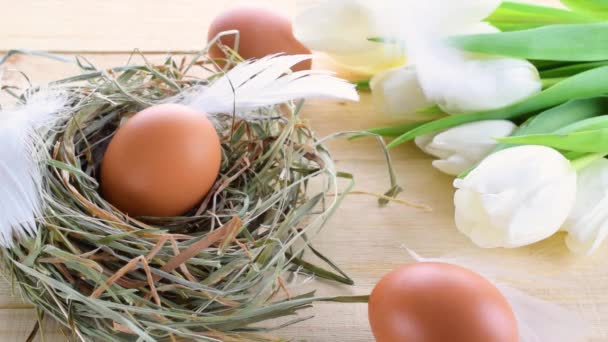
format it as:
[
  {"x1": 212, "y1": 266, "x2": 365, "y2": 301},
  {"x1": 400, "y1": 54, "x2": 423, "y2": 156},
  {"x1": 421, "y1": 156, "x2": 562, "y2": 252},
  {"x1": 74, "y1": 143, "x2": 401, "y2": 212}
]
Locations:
[
  {"x1": 430, "y1": 57, "x2": 542, "y2": 114},
  {"x1": 294, "y1": 0, "x2": 378, "y2": 54},
  {"x1": 370, "y1": 66, "x2": 433, "y2": 118},
  {"x1": 293, "y1": 0, "x2": 406, "y2": 75},
  {"x1": 433, "y1": 155, "x2": 472, "y2": 176},
  {"x1": 416, "y1": 120, "x2": 517, "y2": 176},
  {"x1": 379, "y1": 0, "x2": 540, "y2": 115},
  {"x1": 329, "y1": 50, "x2": 407, "y2": 76},
  {"x1": 430, "y1": 120, "x2": 516, "y2": 154},
  {"x1": 454, "y1": 145, "x2": 577, "y2": 248},
  {"x1": 564, "y1": 158, "x2": 608, "y2": 255}
]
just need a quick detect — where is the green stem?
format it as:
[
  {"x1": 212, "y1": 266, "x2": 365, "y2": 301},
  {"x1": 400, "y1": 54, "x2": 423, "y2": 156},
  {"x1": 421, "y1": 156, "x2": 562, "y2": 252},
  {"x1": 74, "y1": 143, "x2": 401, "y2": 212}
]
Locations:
[
  {"x1": 361, "y1": 121, "x2": 430, "y2": 139},
  {"x1": 571, "y1": 153, "x2": 607, "y2": 171}
]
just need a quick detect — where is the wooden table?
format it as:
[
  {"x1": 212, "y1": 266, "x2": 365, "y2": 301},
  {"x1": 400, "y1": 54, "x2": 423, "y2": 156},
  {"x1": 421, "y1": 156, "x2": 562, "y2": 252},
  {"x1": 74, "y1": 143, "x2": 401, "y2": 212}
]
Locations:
[{"x1": 1, "y1": 0, "x2": 607, "y2": 341}]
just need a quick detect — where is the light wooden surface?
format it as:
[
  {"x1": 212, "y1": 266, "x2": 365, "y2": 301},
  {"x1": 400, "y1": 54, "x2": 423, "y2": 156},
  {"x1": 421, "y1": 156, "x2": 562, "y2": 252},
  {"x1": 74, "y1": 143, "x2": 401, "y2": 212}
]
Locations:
[{"x1": 2, "y1": 0, "x2": 607, "y2": 341}]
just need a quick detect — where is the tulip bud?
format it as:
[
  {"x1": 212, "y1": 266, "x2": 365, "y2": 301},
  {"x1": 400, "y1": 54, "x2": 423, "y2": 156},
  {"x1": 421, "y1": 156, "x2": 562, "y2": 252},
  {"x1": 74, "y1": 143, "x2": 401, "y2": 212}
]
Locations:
[
  {"x1": 368, "y1": 23, "x2": 501, "y2": 118},
  {"x1": 415, "y1": 120, "x2": 517, "y2": 176},
  {"x1": 563, "y1": 158, "x2": 608, "y2": 255},
  {"x1": 428, "y1": 57, "x2": 543, "y2": 115},
  {"x1": 370, "y1": 55, "x2": 540, "y2": 117},
  {"x1": 370, "y1": 66, "x2": 434, "y2": 118},
  {"x1": 454, "y1": 145, "x2": 577, "y2": 248}
]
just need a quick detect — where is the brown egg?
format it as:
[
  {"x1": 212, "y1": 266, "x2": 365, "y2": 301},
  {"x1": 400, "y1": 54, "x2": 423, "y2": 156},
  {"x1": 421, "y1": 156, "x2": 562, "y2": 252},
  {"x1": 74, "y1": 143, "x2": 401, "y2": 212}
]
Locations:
[
  {"x1": 207, "y1": 5, "x2": 312, "y2": 71},
  {"x1": 101, "y1": 104, "x2": 221, "y2": 217},
  {"x1": 368, "y1": 262, "x2": 518, "y2": 342}
]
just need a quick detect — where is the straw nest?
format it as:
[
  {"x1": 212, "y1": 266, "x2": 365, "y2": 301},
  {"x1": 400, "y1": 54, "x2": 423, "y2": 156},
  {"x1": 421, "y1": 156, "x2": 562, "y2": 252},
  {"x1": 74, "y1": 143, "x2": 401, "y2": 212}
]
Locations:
[{"x1": 0, "y1": 40, "x2": 397, "y2": 341}]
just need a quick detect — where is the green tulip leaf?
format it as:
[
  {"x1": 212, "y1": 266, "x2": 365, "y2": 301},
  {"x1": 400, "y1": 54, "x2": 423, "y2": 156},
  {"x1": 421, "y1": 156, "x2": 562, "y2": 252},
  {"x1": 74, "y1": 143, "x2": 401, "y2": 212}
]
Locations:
[
  {"x1": 561, "y1": 0, "x2": 608, "y2": 18},
  {"x1": 388, "y1": 66, "x2": 608, "y2": 148},
  {"x1": 541, "y1": 61, "x2": 608, "y2": 78},
  {"x1": 498, "y1": 128, "x2": 608, "y2": 152},
  {"x1": 451, "y1": 23, "x2": 608, "y2": 61},
  {"x1": 533, "y1": 60, "x2": 572, "y2": 71},
  {"x1": 416, "y1": 105, "x2": 445, "y2": 115},
  {"x1": 520, "y1": 98, "x2": 608, "y2": 135},
  {"x1": 364, "y1": 121, "x2": 430, "y2": 139},
  {"x1": 494, "y1": 97, "x2": 608, "y2": 152},
  {"x1": 487, "y1": 1, "x2": 596, "y2": 28},
  {"x1": 458, "y1": 98, "x2": 608, "y2": 177},
  {"x1": 556, "y1": 114, "x2": 608, "y2": 133}
]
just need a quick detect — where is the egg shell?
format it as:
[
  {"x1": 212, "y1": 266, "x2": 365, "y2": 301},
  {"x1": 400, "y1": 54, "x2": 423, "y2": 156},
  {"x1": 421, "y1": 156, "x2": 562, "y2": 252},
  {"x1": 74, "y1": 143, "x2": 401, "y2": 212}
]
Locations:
[
  {"x1": 368, "y1": 262, "x2": 518, "y2": 342},
  {"x1": 101, "y1": 104, "x2": 222, "y2": 218},
  {"x1": 207, "y1": 6, "x2": 312, "y2": 71}
]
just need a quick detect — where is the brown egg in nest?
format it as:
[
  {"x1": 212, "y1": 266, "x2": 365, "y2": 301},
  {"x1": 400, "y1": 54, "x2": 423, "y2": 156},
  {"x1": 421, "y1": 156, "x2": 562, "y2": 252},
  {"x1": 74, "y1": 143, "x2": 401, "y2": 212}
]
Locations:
[
  {"x1": 208, "y1": 5, "x2": 312, "y2": 71},
  {"x1": 100, "y1": 103, "x2": 222, "y2": 218},
  {"x1": 368, "y1": 262, "x2": 519, "y2": 342}
]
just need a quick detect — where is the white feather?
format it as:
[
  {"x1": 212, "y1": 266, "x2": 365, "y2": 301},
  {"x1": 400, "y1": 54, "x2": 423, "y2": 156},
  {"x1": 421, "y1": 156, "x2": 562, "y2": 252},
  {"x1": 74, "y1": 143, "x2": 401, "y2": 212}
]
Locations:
[
  {"x1": 0, "y1": 90, "x2": 68, "y2": 248},
  {"x1": 183, "y1": 54, "x2": 359, "y2": 115}
]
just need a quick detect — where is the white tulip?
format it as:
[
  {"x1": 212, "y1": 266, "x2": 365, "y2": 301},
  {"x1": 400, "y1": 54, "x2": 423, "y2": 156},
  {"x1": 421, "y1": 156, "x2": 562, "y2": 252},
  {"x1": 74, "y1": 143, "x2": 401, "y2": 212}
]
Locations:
[
  {"x1": 294, "y1": 0, "x2": 542, "y2": 113},
  {"x1": 370, "y1": 56, "x2": 541, "y2": 116},
  {"x1": 293, "y1": 0, "x2": 406, "y2": 75},
  {"x1": 370, "y1": 66, "x2": 433, "y2": 118},
  {"x1": 454, "y1": 145, "x2": 577, "y2": 248},
  {"x1": 415, "y1": 120, "x2": 517, "y2": 176},
  {"x1": 293, "y1": 0, "x2": 500, "y2": 76},
  {"x1": 429, "y1": 56, "x2": 542, "y2": 114},
  {"x1": 369, "y1": 22, "x2": 541, "y2": 117},
  {"x1": 563, "y1": 158, "x2": 608, "y2": 255},
  {"x1": 379, "y1": 1, "x2": 542, "y2": 115}
]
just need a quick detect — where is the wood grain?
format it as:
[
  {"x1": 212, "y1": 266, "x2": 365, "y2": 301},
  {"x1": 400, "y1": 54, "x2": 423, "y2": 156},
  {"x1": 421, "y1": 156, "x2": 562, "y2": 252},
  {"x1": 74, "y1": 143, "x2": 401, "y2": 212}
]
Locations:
[
  {"x1": 1, "y1": 0, "x2": 606, "y2": 341},
  {"x1": 0, "y1": 0, "x2": 562, "y2": 53},
  {"x1": 0, "y1": 0, "x2": 302, "y2": 52}
]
